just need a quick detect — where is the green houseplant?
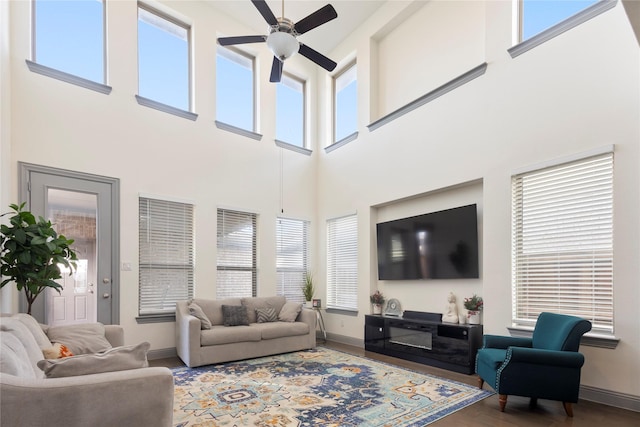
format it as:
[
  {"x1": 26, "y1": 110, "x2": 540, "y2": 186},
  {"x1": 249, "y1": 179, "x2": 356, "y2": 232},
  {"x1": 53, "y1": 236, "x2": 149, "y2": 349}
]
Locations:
[
  {"x1": 0, "y1": 203, "x2": 77, "y2": 315},
  {"x1": 370, "y1": 290, "x2": 385, "y2": 314},
  {"x1": 301, "y1": 271, "x2": 315, "y2": 306}
]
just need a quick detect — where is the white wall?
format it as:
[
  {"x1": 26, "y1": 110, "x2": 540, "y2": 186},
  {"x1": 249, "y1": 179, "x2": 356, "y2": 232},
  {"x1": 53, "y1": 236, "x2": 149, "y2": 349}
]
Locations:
[
  {"x1": 316, "y1": 1, "x2": 640, "y2": 399},
  {"x1": 2, "y1": 0, "x2": 639, "y2": 402}
]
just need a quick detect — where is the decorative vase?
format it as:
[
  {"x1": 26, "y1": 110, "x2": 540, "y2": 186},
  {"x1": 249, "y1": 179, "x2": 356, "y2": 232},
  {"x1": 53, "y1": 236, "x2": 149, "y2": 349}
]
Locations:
[
  {"x1": 468, "y1": 310, "x2": 481, "y2": 325},
  {"x1": 372, "y1": 304, "x2": 383, "y2": 315},
  {"x1": 305, "y1": 301, "x2": 313, "y2": 309}
]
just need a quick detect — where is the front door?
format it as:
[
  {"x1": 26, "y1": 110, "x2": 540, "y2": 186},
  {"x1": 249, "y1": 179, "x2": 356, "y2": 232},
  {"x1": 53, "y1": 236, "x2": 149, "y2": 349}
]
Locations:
[{"x1": 20, "y1": 163, "x2": 120, "y2": 325}]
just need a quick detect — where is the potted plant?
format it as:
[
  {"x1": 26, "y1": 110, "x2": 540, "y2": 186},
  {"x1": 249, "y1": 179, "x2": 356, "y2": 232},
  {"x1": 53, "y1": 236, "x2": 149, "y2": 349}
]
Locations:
[
  {"x1": 0, "y1": 203, "x2": 78, "y2": 315},
  {"x1": 370, "y1": 290, "x2": 385, "y2": 315},
  {"x1": 464, "y1": 294, "x2": 483, "y2": 324},
  {"x1": 301, "y1": 271, "x2": 315, "y2": 308}
]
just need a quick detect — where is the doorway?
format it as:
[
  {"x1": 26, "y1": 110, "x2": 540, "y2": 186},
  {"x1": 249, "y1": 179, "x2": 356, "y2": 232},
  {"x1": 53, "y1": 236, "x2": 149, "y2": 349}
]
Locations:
[{"x1": 19, "y1": 163, "x2": 120, "y2": 325}]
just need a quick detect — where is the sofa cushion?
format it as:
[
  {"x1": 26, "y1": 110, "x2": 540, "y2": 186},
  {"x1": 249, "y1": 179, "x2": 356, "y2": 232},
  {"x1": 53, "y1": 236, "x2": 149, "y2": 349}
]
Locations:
[
  {"x1": 0, "y1": 317, "x2": 45, "y2": 377},
  {"x1": 256, "y1": 321, "x2": 310, "y2": 340},
  {"x1": 0, "y1": 326, "x2": 38, "y2": 378},
  {"x1": 37, "y1": 342, "x2": 150, "y2": 378},
  {"x1": 188, "y1": 302, "x2": 212, "y2": 330},
  {"x1": 222, "y1": 305, "x2": 249, "y2": 326},
  {"x1": 46, "y1": 323, "x2": 112, "y2": 355},
  {"x1": 279, "y1": 302, "x2": 303, "y2": 322},
  {"x1": 200, "y1": 325, "x2": 262, "y2": 346},
  {"x1": 192, "y1": 298, "x2": 242, "y2": 326},
  {"x1": 12, "y1": 313, "x2": 51, "y2": 350},
  {"x1": 241, "y1": 296, "x2": 287, "y2": 324},
  {"x1": 256, "y1": 308, "x2": 278, "y2": 323}
]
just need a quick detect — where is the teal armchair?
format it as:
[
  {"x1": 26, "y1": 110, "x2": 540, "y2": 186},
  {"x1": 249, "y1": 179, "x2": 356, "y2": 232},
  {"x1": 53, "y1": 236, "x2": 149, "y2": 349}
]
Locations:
[{"x1": 475, "y1": 312, "x2": 592, "y2": 416}]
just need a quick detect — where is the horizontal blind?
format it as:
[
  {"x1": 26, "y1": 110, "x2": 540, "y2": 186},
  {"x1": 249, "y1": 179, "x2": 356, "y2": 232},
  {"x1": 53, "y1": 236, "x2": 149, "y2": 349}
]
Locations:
[
  {"x1": 139, "y1": 197, "x2": 194, "y2": 315},
  {"x1": 512, "y1": 153, "x2": 613, "y2": 333},
  {"x1": 217, "y1": 208, "x2": 257, "y2": 298},
  {"x1": 327, "y1": 214, "x2": 358, "y2": 311},
  {"x1": 276, "y1": 217, "x2": 309, "y2": 304}
]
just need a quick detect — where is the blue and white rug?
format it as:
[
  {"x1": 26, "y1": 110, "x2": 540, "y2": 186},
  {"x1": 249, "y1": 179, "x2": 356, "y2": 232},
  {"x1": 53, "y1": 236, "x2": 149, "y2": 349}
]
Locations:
[{"x1": 172, "y1": 347, "x2": 493, "y2": 426}]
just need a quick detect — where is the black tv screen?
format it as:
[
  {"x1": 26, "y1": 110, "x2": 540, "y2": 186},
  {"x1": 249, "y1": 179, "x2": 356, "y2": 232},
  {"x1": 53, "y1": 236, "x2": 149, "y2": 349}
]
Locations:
[{"x1": 376, "y1": 204, "x2": 479, "y2": 280}]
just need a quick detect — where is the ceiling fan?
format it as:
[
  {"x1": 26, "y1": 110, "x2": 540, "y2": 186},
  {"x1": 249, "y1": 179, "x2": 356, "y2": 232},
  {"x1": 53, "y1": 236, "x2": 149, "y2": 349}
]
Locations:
[{"x1": 217, "y1": 0, "x2": 338, "y2": 83}]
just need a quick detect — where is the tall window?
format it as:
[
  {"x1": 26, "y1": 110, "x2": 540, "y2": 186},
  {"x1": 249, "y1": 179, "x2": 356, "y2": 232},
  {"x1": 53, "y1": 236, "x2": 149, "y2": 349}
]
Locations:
[
  {"x1": 519, "y1": 0, "x2": 599, "y2": 41},
  {"x1": 138, "y1": 4, "x2": 191, "y2": 111},
  {"x1": 138, "y1": 197, "x2": 194, "y2": 317},
  {"x1": 33, "y1": 0, "x2": 105, "y2": 83},
  {"x1": 276, "y1": 74, "x2": 305, "y2": 147},
  {"x1": 333, "y1": 62, "x2": 357, "y2": 143},
  {"x1": 276, "y1": 217, "x2": 310, "y2": 303},
  {"x1": 512, "y1": 152, "x2": 613, "y2": 334},
  {"x1": 217, "y1": 209, "x2": 257, "y2": 298},
  {"x1": 216, "y1": 47, "x2": 255, "y2": 131},
  {"x1": 326, "y1": 214, "x2": 358, "y2": 311}
]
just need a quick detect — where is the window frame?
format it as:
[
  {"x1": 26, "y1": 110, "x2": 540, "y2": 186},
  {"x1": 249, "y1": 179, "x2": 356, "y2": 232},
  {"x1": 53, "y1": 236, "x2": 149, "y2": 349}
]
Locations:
[
  {"x1": 137, "y1": 195, "x2": 195, "y2": 322},
  {"x1": 276, "y1": 72, "x2": 307, "y2": 149},
  {"x1": 136, "y1": 3, "x2": 194, "y2": 118},
  {"x1": 216, "y1": 45, "x2": 258, "y2": 135},
  {"x1": 511, "y1": 149, "x2": 614, "y2": 336},
  {"x1": 332, "y1": 60, "x2": 358, "y2": 146},
  {"x1": 326, "y1": 213, "x2": 358, "y2": 313},
  {"x1": 216, "y1": 208, "x2": 258, "y2": 299},
  {"x1": 276, "y1": 217, "x2": 310, "y2": 304}
]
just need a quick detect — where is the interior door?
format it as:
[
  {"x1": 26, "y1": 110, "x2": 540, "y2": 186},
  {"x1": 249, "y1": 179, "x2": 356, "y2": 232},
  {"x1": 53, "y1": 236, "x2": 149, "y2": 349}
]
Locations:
[{"x1": 20, "y1": 163, "x2": 119, "y2": 325}]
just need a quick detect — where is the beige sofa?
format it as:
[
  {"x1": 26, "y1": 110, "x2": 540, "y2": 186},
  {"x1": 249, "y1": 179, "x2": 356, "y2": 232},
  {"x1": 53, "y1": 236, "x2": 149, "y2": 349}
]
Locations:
[
  {"x1": 176, "y1": 296, "x2": 316, "y2": 367},
  {"x1": 0, "y1": 314, "x2": 174, "y2": 427}
]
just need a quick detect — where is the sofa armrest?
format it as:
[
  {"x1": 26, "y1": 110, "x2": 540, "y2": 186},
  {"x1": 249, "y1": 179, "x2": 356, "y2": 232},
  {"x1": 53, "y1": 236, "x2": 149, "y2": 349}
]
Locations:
[
  {"x1": 175, "y1": 301, "x2": 202, "y2": 367},
  {"x1": 104, "y1": 325, "x2": 124, "y2": 347},
  {"x1": 0, "y1": 367, "x2": 174, "y2": 427},
  {"x1": 483, "y1": 334, "x2": 532, "y2": 349},
  {"x1": 298, "y1": 308, "x2": 316, "y2": 329}
]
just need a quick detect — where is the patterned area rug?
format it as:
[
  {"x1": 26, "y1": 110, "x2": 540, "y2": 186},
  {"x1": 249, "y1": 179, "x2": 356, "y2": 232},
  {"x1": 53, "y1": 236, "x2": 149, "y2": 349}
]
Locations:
[{"x1": 172, "y1": 347, "x2": 493, "y2": 427}]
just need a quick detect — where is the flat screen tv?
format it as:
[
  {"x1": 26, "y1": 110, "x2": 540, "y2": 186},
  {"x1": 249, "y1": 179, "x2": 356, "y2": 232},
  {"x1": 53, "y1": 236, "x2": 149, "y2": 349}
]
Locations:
[{"x1": 376, "y1": 204, "x2": 479, "y2": 280}]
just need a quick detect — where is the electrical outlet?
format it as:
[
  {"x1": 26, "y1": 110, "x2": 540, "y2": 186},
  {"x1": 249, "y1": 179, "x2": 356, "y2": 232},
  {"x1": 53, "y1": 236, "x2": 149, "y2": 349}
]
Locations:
[{"x1": 122, "y1": 262, "x2": 132, "y2": 271}]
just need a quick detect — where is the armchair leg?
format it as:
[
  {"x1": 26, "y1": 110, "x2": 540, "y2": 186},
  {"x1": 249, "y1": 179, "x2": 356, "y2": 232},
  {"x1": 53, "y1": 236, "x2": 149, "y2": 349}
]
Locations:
[
  {"x1": 478, "y1": 377, "x2": 484, "y2": 389},
  {"x1": 563, "y1": 402, "x2": 574, "y2": 417},
  {"x1": 529, "y1": 398, "x2": 538, "y2": 409},
  {"x1": 499, "y1": 394, "x2": 508, "y2": 412}
]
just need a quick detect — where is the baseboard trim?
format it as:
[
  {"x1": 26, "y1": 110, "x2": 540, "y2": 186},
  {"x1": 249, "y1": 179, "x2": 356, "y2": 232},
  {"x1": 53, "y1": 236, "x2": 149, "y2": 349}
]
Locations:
[
  {"x1": 325, "y1": 332, "x2": 364, "y2": 348},
  {"x1": 580, "y1": 384, "x2": 640, "y2": 412},
  {"x1": 148, "y1": 347, "x2": 177, "y2": 361}
]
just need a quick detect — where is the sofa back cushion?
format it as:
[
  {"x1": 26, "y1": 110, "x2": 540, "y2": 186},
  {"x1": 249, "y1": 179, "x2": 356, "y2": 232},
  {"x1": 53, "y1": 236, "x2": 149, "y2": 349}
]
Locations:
[
  {"x1": 46, "y1": 323, "x2": 112, "y2": 355},
  {"x1": 192, "y1": 298, "x2": 242, "y2": 326},
  {"x1": 241, "y1": 296, "x2": 287, "y2": 324},
  {"x1": 12, "y1": 313, "x2": 51, "y2": 350}
]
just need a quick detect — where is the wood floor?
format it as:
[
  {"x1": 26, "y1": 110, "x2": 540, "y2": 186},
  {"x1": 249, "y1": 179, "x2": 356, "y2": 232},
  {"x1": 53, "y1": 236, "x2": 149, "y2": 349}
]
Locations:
[{"x1": 151, "y1": 340, "x2": 640, "y2": 426}]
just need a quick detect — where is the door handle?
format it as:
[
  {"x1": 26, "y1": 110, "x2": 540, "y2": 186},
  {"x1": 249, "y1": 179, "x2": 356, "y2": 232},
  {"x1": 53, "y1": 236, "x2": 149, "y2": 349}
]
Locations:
[
  {"x1": 102, "y1": 278, "x2": 111, "y2": 284},
  {"x1": 103, "y1": 293, "x2": 110, "y2": 299}
]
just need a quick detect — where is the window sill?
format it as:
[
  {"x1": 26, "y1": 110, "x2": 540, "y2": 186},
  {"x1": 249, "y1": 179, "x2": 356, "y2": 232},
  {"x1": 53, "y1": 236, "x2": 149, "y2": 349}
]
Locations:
[
  {"x1": 326, "y1": 307, "x2": 358, "y2": 316},
  {"x1": 275, "y1": 139, "x2": 312, "y2": 156},
  {"x1": 26, "y1": 60, "x2": 112, "y2": 95},
  {"x1": 136, "y1": 313, "x2": 176, "y2": 324},
  {"x1": 508, "y1": 0, "x2": 616, "y2": 58},
  {"x1": 215, "y1": 121, "x2": 263, "y2": 141},
  {"x1": 507, "y1": 326, "x2": 619, "y2": 349},
  {"x1": 325, "y1": 132, "x2": 358, "y2": 153},
  {"x1": 135, "y1": 95, "x2": 197, "y2": 121}
]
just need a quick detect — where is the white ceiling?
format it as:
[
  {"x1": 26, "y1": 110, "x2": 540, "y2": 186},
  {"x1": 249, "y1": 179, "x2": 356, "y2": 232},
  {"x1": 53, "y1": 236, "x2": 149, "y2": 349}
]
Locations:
[{"x1": 206, "y1": 0, "x2": 386, "y2": 54}]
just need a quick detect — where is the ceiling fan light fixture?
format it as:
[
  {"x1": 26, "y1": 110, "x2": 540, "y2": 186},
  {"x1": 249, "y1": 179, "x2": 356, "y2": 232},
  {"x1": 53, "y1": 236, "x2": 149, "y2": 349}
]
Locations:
[{"x1": 267, "y1": 31, "x2": 298, "y2": 61}]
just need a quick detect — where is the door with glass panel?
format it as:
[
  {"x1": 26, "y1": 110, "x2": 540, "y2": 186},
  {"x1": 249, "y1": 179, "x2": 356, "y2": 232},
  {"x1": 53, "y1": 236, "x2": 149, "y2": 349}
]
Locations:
[{"x1": 20, "y1": 164, "x2": 119, "y2": 325}]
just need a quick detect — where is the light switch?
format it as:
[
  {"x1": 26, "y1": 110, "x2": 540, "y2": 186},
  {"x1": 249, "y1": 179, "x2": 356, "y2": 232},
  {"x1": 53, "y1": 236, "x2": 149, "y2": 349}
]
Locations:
[{"x1": 122, "y1": 262, "x2": 132, "y2": 271}]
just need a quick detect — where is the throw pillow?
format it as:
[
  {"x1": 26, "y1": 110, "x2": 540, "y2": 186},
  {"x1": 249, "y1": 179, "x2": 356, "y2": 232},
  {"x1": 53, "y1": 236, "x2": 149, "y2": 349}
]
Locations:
[
  {"x1": 42, "y1": 343, "x2": 74, "y2": 359},
  {"x1": 37, "y1": 342, "x2": 150, "y2": 378},
  {"x1": 255, "y1": 307, "x2": 278, "y2": 323},
  {"x1": 279, "y1": 301, "x2": 303, "y2": 322},
  {"x1": 221, "y1": 305, "x2": 249, "y2": 326},
  {"x1": 46, "y1": 323, "x2": 112, "y2": 355},
  {"x1": 189, "y1": 302, "x2": 212, "y2": 330}
]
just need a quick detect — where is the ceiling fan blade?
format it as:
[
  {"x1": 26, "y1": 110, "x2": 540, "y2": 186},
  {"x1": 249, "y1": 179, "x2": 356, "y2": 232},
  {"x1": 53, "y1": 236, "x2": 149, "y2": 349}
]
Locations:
[
  {"x1": 298, "y1": 44, "x2": 337, "y2": 72},
  {"x1": 217, "y1": 35, "x2": 266, "y2": 46},
  {"x1": 270, "y1": 57, "x2": 284, "y2": 83},
  {"x1": 251, "y1": 0, "x2": 278, "y2": 26},
  {"x1": 294, "y1": 4, "x2": 338, "y2": 35}
]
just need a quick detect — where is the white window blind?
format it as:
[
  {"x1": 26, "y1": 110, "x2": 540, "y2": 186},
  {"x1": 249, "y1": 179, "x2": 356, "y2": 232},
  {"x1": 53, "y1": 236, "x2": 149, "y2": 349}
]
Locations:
[
  {"x1": 512, "y1": 153, "x2": 613, "y2": 334},
  {"x1": 217, "y1": 208, "x2": 257, "y2": 298},
  {"x1": 138, "y1": 197, "x2": 194, "y2": 316},
  {"x1": 327, "y1": 214, "x2": 358, "y2": 311},
  {"x1": 276, "y1": 217, "x2": 309, "y2": 303}
]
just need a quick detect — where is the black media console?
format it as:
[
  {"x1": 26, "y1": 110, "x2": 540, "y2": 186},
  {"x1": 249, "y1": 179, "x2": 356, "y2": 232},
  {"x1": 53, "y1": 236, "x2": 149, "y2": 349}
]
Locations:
[{"x1": 364, "y1": 311, "x2": 483, "y2": 374}]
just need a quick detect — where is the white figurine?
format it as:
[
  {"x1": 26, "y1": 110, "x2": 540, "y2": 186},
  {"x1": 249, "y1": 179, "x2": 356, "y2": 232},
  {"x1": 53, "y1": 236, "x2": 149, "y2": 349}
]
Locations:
[{"x1": 442, "y1": 292, "x2": 459, "y2": 324}]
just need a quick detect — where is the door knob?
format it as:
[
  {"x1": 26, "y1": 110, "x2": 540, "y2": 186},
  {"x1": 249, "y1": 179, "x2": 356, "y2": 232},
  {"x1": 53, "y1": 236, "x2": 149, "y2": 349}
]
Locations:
[{"x1": 102, "y1": 278, "x2": 110, "y2": 284}]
